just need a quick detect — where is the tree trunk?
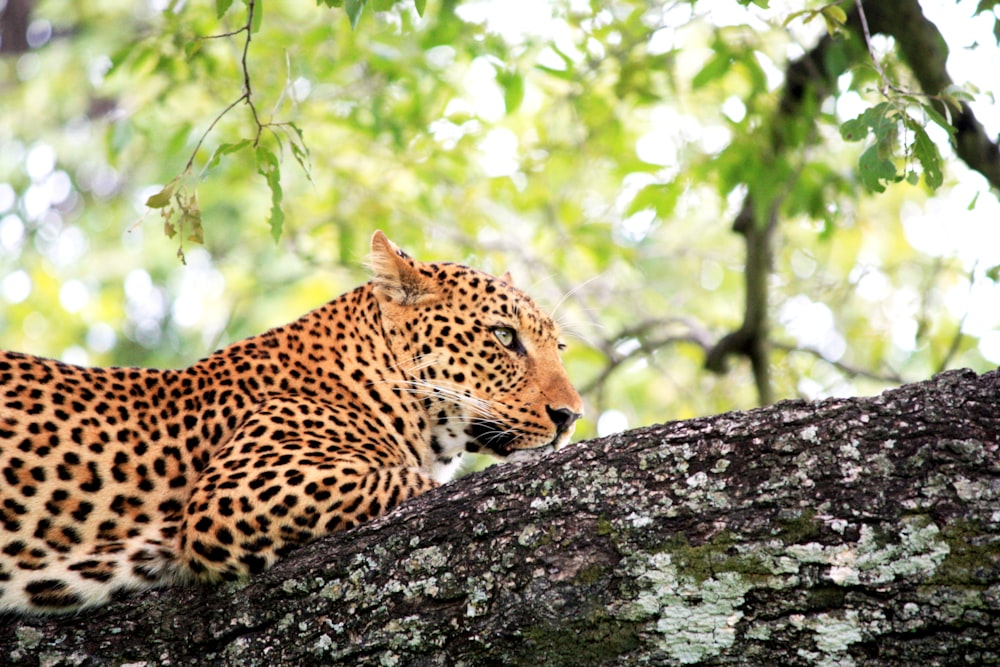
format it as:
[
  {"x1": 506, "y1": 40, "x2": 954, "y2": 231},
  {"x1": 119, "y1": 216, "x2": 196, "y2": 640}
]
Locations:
[
  {"x1": 0, "y1": 0, "x2": 33, "y2": 55},
  {"x1": 3, "y1": 369, "x2": 999, "y2": 666}
]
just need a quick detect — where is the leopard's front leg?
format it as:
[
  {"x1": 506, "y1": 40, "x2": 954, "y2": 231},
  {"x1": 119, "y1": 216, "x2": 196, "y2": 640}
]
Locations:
[{"x1": 179, "y1": 396, "x2": 437, "y2": 581}]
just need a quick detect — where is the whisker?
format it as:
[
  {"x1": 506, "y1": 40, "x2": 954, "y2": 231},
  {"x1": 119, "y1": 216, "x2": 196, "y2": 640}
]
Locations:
[
  {"x1": 550, "y1": 272, "x2": 607, "y2": 319},
  {"x1": 398, "y1": 353, "x2": 441, "y2": 374},
  {"x1": 523, "y1": 271, "x2": 559, "y2": 295},
  {"x1": 370, "y1": 378, "x2": 498, "y2": 418}
]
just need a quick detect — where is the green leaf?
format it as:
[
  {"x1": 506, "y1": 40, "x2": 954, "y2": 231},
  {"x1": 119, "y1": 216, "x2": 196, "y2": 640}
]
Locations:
[
  {"x1": 968, "y1": 190, "x2": 980, "y2": 210},
  {"x1": 822, "y1": 5, "x2": 847, "y2": 25},
  {"x1": 823, "y1": 40, "x2": 849, "y2": 79},
  {"x1": 496, "y1": 70, "x2": 524, "y2": 114},
  {"x1": 286, "y1": 124, "x2": 313, "y2": 182},
  {"x1": 185, "y1": 40, "x2": 203, "y2": 60},
  {"x1": 371, "y1": 0, "x2": 394, "y2": 10},
  {"x1": 627, "y1": 182, "x2": 683, "y2": 219},
  {"x1": 256, "y1": 145, "x2": 279, "y2": 175},
  {"x1": 691, "y1": 50, "x2": 732, "y2": 90},
  {"x1": 290, "y1": 141, "x2": 312, "y2": 180},
  {"x1": 414, "y1": 0, "x2": 426, "y2": 15},
  {"x1": 782, "y1": 9, "x2": 814, "y2": 28},
  {"x1": 818, "y1": 218, "x2": 835, "y2": 241},
  {"x1": 216, "y1": 0, "x2": 235, "y2": 18},
  {"x1": 985, "y1": 263, "x2": 1000, "y2": 282},
  {"x1": 268, "y1": 199, "x2": 285, "y2": 242},
  {"x1": 921, "y1": 102, "x2": 955, "y2": 137},
  {"x1": 256, "y1": 146, "x2": 284, "y2": 242},
  {"x1": 821, "y1": 14, "x2": 841, "y2": 36},
  {"x1": 840, "y1": 102, "x2": 895, "y2": 143},
  {"x1": 839, "y1": 109, "x2": 870, "y2": 142},
  {"x1": 536, "y1": 65, "x2": 575, "y2": 81},
  {"x1": 205, "y1": 139, "x2": 253, "y2": 173},
  {"x1": 146, "y1": 177, "x2": 180, "y2": 209},
  {"x1": 250, "y1": 0, "x2": 263, "y2": 34},
  {"x1": 858, "y1": 144, "x2": 898, "y2": 193},
  {"x1": 909, "y1": 122, "x2": 943, "y2": 189},
  {"x1": 286, "y1": 122, "x2": 307, "y2": 144},
  {"x1": 345, "y1": 0, "x2": 365, "y2": 28}
]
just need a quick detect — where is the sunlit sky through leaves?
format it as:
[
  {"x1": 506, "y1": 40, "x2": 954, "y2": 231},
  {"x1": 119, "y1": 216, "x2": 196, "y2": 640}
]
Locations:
[
  {"x1": 1, "y1": 0, "x2": 999, "y2": 439},
  {"x1": 459, "y1": 0, "x2": 1000, "y2": 402}
]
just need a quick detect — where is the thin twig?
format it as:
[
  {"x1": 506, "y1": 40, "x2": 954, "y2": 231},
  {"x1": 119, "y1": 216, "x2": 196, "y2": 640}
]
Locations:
[
  {"x1": 240, "y1": 0, "x2": 264, "y2": 145},
  {"x1": 186, "y1": 93, "x2": 249, "y2": 172},
  {"x1": 854, "y1": 0, "x2": 891, "y2": 94},
  {"x1": 198, "y1": 28, "x2": 248, "y2": 40},
  {"x1": 854, "y1": 0, "x2": 933, "y2": 102},
  {"x1": 578, "y1": 320, "x2": 715, "y2": 396},
  {"x1": 772, "y1": 341, "x2": 904, "y2": 384},
  {"x1": 184, "y1": 0, "x2": 262, "y2": 173}
]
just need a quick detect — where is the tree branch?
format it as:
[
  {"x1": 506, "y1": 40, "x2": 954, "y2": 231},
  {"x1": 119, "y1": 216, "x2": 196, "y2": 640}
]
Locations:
[
  {"x1": 3, "y1": 369, "x2": 998, "y2": 664},
  {"x1": 705, "y1": 0, "x2": 999, "y2": 404},
  {"x1": 186, "y1": 0, "x2": 262, "y2": 173},
  {"x1": 704, "y1": 9, "x2": 850, "y2": 403},
  {"x1": 0, "y1": 0, "x2": 32, "y2": 54},
  {"x1": 772, "y1": 341, "x2": 905, "y2": 384},
  {"x1": 705, "y1": 197, "x2": 778, "y2": 405}
]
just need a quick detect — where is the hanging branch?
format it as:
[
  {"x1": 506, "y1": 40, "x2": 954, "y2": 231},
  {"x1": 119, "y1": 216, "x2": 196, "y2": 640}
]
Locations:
[
  {"x1": 704, "y1": 0, "x2": 999, "y2": 405},
  {"x1": 852, "y1": 0, "x2": 1000, "y2": 190},
  {"x1": 185, "y1": 0, "x2": 268, "y2": 171},
  {"x1": 143, "y1": 0, "x2": 311, "y2": 256}
]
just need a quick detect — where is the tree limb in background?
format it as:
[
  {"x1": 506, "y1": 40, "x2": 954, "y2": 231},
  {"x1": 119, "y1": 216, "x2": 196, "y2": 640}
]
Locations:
[
  {"x1": 704, "y1": 23, "x2": 843, "y2": 405},
  {"x1": 704, "y1": 197, "x2": 777, "y2": 405},
  {"x1": 0, "y1": 0, "x2": 32, "y2": 54},
  {"x1": 705, "y1": 0, "x2": 999, "y2": 405}
]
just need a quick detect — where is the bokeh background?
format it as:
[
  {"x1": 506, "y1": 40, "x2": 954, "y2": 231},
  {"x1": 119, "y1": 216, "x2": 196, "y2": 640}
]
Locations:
[{"x1": 1, "y1": 0, "x2": 998, "y2": 442}]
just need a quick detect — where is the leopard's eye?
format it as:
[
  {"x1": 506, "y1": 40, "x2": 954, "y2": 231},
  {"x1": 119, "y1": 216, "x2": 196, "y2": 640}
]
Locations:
[{"x1": 492, "y1": 326, "x2": 517, "y2": 348}]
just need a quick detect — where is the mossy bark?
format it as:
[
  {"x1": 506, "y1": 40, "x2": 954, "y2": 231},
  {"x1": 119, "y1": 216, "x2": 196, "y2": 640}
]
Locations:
[{"x1": 3, "y1": 368, "x2": 999, "y2": 666}]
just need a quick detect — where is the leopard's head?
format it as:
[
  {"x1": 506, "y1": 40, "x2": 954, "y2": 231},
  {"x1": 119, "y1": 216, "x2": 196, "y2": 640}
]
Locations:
[{"x1": 370, "y1": 231, "x2": 582, "y2": 465}]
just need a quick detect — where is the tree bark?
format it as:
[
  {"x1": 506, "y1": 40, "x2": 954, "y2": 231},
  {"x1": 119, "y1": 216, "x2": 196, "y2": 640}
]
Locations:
[
  {"x1": 0, "y1": 0, "x2": 33, "y2": 55},
  {"x1": 3, "y1": 368, "x2": 999, "y2": 666}
]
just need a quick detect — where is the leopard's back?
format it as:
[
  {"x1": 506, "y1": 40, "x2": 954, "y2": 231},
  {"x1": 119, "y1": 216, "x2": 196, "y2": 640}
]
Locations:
[{"x1": 0, "y1": 352, "x2": 216, "y2": 611}]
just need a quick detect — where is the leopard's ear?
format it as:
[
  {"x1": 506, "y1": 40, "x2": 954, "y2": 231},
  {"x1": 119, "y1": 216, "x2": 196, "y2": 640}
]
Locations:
[
  {"x1": 499, "y1": 271, "x2": 515, "y2": 287},
  {"x1": 369, "y1": 230, "x2": 437, "y2": 306}
]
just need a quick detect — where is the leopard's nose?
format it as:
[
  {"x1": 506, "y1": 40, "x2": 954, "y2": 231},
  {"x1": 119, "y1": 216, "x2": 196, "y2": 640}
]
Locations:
[{"x1": 546, "y1": 405, "x2": 582, "y2": 434}]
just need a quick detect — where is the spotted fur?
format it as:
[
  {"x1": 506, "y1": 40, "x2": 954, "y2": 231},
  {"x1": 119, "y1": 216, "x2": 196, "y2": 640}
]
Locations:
[{"x1": 0, "y1": 231, "x2": 582, "y2": 613}]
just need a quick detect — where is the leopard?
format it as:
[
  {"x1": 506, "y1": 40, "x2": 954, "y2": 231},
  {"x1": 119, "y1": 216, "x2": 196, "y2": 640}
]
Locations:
[{"x1": 0, "y1": 230, "x2": 582, "y2": 614}]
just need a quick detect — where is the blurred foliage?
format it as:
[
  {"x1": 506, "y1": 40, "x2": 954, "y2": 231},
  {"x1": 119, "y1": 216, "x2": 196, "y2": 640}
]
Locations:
[{"x1": 1, "y1": 0, "x2": 999, "y2": 442}]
